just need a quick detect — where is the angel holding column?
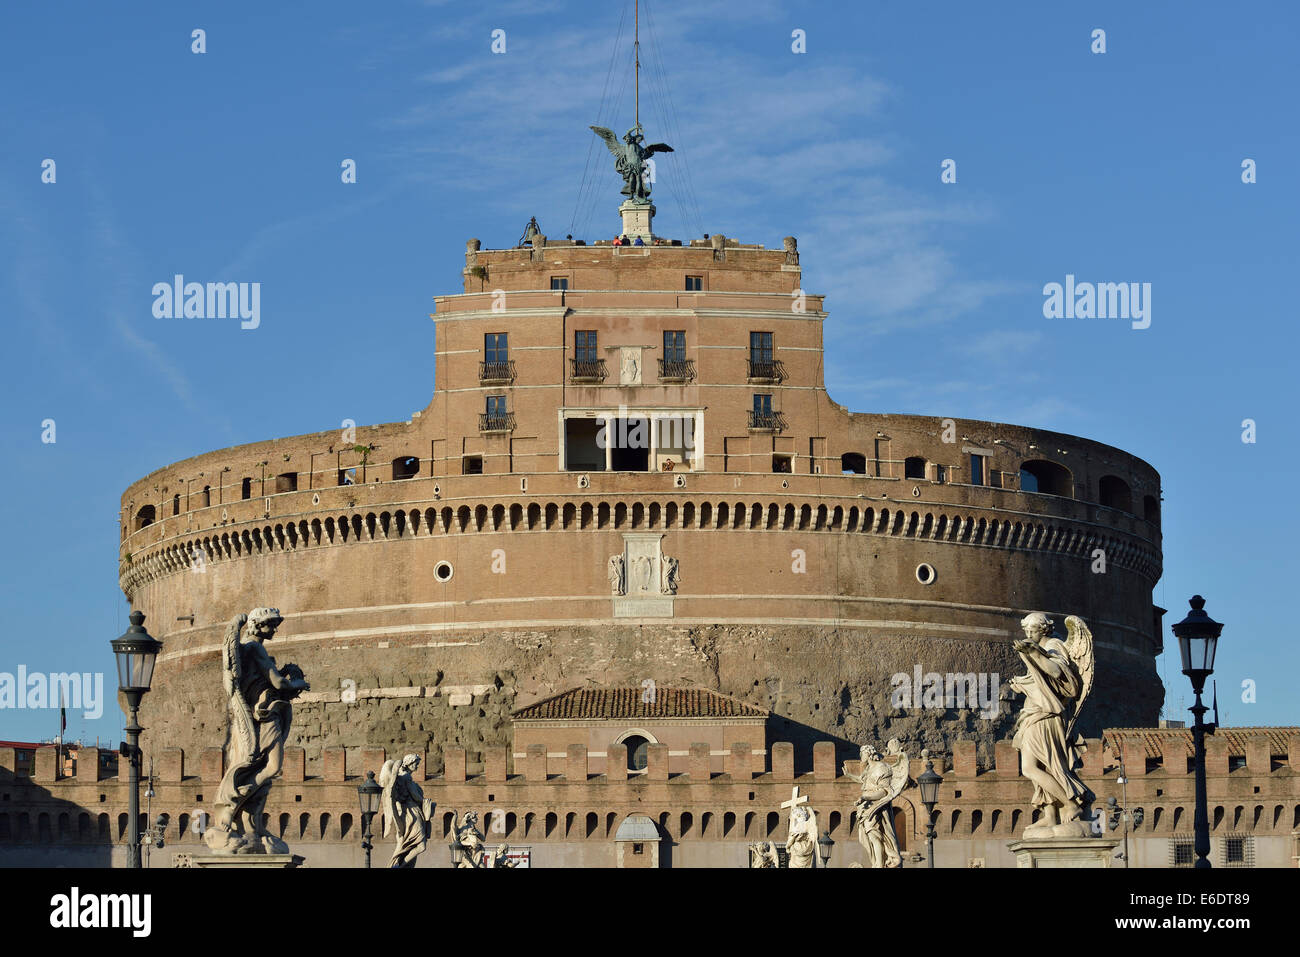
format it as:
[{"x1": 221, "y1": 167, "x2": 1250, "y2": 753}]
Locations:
[{"x1": 1008, "y1": 612, "x2": 1095, "y2": 838}]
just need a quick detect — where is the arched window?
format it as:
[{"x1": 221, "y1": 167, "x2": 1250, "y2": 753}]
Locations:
[
  {"x1": 904, "y1": 457, "x2": 927, "y2": 480},
  {"x1": 841, "y1": 452, "x2": 866, "y2": 474},
  {"x1": 1143, "y1": 494, "x2": 1160, "y2": 525},
  {"x1": 1019, "y1": 460, "x2": 1072, "y2": 497},
  {"x1": 1098, "y1": 475, "x2": 1132, "y2": 511},
  {"x1": 622, "y1": 735, "x2": 650, "y2": 772},
  {"x1": 392, "y1": 456, "x2": 419, "y2": 480},
  {"x1": 172, "y1": 494, "x2": 181, "y2": 516},
  {"x1": 133, "y1": 505, "x2": 155, "y2": 531}
]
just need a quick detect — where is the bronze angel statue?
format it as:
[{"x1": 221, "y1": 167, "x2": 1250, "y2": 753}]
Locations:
[
  {"x1": 589, "y1": 124, "x2": 673, "y2": 203},
  {"x1": 1008, "y1": 612, "x2": 1095, "y2": 838},
  {"x1": 204, "y1": 607, "x2": 310, "y2": 854},
  {"x1": 380, "y1": 753, "x2": 434, "y2": 868}
]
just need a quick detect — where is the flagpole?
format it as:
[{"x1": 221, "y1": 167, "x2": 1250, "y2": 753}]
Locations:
[{"x1": 634, "y1": 0, "x2": 640, "y2": 129}]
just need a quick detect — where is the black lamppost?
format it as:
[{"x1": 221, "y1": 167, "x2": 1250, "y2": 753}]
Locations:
[
  {"x1": 817, "y1": 830, "x2": 834, "y2": 868},
  {"x1": 111, "y1": 610, "x2": 161, "y2": 870},
  {"x1": 916, "y1": 750, "x2": 942, "y2": 869},
  {"x1": 357, "y1": 770, "x2": 382, "y2": 868},
  {"x1": 1172, "y1": 595, "x2": 1222, "y2": 870}
]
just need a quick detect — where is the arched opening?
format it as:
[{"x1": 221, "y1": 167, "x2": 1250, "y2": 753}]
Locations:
[
  {"x1": 1019, "y1": 459, "x2": 1072, "y2": 497},
  {"x1": 133, "y1": 505, "x2": 155, "y2": 531},
  {"x1": 622, "y1": 735, "x2": 650, "y2": 772},
  {"x1": 841, "y1": 452, "x2": 866, "y2": 474},
  {"x1": 1143, "y1": 494, "x2": 1160, "y2": 525},
  {"x1": 392, "y1": 456, "x2": 419, "y2": 480},
  {"x1": 1098, "y1": 475, "x2": 1132, "y2": 511}
]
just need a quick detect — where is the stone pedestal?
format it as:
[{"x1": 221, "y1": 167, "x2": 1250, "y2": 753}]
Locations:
[
  {"x1": 618, "y1": 201, "x2": 654, "y2": 241},
  {"x1": 1007, "y1": 837, "x2": 1120, "y2": 868},
  {"x1": 174, "y1": 853, "x2": 304, "y2": 868}
]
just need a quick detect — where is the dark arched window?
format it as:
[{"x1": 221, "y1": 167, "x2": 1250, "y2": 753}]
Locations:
[
  {"x1": 392, "y1": 456, "x2": 419, "y2": 480},
  {"x1": 841, "y1": 452, "x2": 866, "y2": 474},
  {"x1": 133, "y1": 505, "x2": 155, "y2": 531},
  {"x1": 1143, "y1": 494, "x2": 1160, "y2": 526},
  {"x1": 1098, "y1": 475, "x2": 1132, "y2": 512},
  {"x1": 1019, "y1": 460, "x2": 1072, "y2": 497},
  {"x1": 623, "y1": 735, "x2": 650, "y2": 772}
]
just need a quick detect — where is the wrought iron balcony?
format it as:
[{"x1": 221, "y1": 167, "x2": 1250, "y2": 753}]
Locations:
[
  {"x1": 748, "y1": 410, "x2": 787, "y2": 432},
  {"x1": 746, "y1": 358, "x2": 787, "y2": 383},
  {"x1": 479, "y1": 360, "x2": 516, "y2": 384},
  {"x1": 658, "y1": 358, "x2": 696, "y2": 382},
  {"x1": 569, "y1": 358, "x2": 607, "y2": 382},
  {"x1": 478, "y1": 412, "x2": 516, "y2": 433}
]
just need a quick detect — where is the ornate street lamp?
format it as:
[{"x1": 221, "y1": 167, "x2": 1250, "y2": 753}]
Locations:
[
  {"x1": 916, "y1": 749, "x2": 942, "y2": 869},
  {"x1": 111, "y1": 610, "x2": 161, "y2": 870},
  {"x1": 356, "y1": 770, "x2": 382, "y2": 868},
  {"x1": 448, "y1": 841, "x2": 465, "y2": 868},
  {"x1": 817, "y1": 830, "x2": 834, "y2": 868},
  {"x1": 1173, "y1": 595, "x2": 1222, "y2": 869}
]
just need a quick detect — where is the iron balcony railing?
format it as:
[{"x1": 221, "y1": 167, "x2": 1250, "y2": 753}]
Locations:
[
  {"x1": 748, "y1": 410, "x2": 787, "y2": 432},
  {"x1": 658, "y1": 358, "x2": 696, "y2": 382},
  {"x1": 479, "y1": 360, "x2": 516, "y2": 383},
  {"x1": 746, "y1": 358, "x2": 787, "y2": 382},
  {"x1": 479, "y1": 412, "x2": 516, "y2": 433},
  {"x1": 569, "y1": 358, "x2": 607, "y2": 382}
]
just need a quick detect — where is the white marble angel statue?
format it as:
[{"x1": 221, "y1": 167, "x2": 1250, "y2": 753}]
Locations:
[
  {"x1": 748, "y1": 840, "x2": 781, "y2": 868},
  {"x1": 452, "y1": 810, "x2": 487, "y2": 867},
  {"x1": 785, "y1": 804, "x2": 819, "y2": 869},
  {"x1": 1008, "y1": 612, "x2": 1096, "y2": 838},
  {"x1": 845, "y1": 739, "x2": 909, "y2": 868},
  {"x1": 204, "y1": 607, "x2": 310, "y2": 854},
  {"x1": 379, "y1": 753, "x2": 434, "y2": 868}
]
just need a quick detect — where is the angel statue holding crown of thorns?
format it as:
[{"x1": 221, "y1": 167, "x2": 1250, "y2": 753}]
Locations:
[
  {"x1": 1008, "y1": 611, "x2": 1096, "y2": 838},
  {"x1": 204, "y1": 607, "x2": 310, "y2": 854}
]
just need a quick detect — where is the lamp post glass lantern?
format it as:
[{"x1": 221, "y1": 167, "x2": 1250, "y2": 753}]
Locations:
[
  {"x1": 817, "y1": 830, "x2": 834, "y2": 867},
  {"x1": 916, "y1": 752, "x2": 942, "y2": 869},
  {"x1": 357, "y1": 770, "x2": 382, "y2": 868},
  {"x1": 111, "y1": 610, "x2": 161, "y2": 870},
  {"x1": 1172, "y1": 595, "x2": 1223, "y2": 870}
]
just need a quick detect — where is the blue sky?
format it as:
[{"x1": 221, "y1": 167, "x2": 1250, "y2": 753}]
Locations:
[{"x1": 1, "y1": 1, "x2": 1296, "y2": 744}]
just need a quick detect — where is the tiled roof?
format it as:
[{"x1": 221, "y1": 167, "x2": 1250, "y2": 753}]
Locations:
[
  {"x1": 512, "y1": 687, "x2": 769, "y2": 721},
  {"x1": 1103, "y1": 727, "x2": 1299, "y2": 759}
]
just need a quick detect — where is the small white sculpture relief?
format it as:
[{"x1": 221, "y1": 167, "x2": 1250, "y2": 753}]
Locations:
[
  {"x1": 660, "y1": 555, "x2": 679, "y2": 595},
  {"x1": 607, "y1": 555, "x2": 626, "y2": 595}
]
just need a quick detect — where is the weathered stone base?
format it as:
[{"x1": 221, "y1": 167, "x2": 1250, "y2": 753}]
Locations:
[{"x1": 1007, "y1": 837, "x2": 1120, "y2": 868}]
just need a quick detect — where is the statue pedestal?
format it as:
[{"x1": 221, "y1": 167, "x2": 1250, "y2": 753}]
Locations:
[
  {"x1": 1007, "y1": 837, "x2": 1120, "y2": 868},
  {"x1": 618, "y1": 201, "x2": 654, "y2": 241},
  {"x1": 173, "y1": 853, "x2": 304, "y2": 868}
]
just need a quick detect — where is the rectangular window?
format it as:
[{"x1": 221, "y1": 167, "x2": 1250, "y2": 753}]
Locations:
[
  {"x1": 750, "y1": 331, "x2": 773, "y2": 364},
  {"x1": 663, "y1": 330, "x2": 686, "y2": 362},
  {"x1": 550, "y1": 276, "x2": 568, "y2": 290},
  {"x1": 486, "y1": 394, "x2": 507, "y2": 417},
  {"x1": 484, "y1": 333, "x2": 508, "y2": 363},
  {"x1": 575, "y1": 330, "x2": 598, "y2": 362},
  {"x1": 970, "y1": 454, "x2": 985, "y2": 486},
  {"x1": 753, "y1": 393, "x2": 772, "y2": 416},
  {"x1": 462, "y1": 456, "x2": 483, "y2": 475},
  {"x1": 685, "y1": 275, "x2": 703, "y2": 291}
]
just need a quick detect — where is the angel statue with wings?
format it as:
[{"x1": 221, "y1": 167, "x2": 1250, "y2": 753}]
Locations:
[
  {"x1": 785, "y1": 804, "x2": 819, "y2": 869},
  {"x1": 589, "y1": 124, "x2": 674, "y2": 204},
  {"x1": 380, "y1": 753, "x2": 434, "y2": 868},
  {"x1": 1008, "y1": 612, "x2": 1096, "y2": 838},
  {"x1": 451, "y1": 810, "x2": 488, "y2": 868},
  {"x1": 204, "y1": 607, "x2": 310, "y2": 854},
  {"x1": 845, "y1": 739, "x2": 910, "y2": 868}
]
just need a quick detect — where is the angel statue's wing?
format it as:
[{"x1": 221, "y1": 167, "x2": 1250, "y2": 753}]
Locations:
[
  {"x1": 589, "y1": 126, "x2": 622, "y2": 158},
  {"x1": 378, "y1": 759, "x2": 398, "y2": 839},
  {"x1": 887, "y1": 752, "x2": 910, "y2": 802},
  {"x1": 1063, "y1": 615, "x2": 1095, "y2": 743},
  {"x1": 644, "y1": 143, "x2": 674, "y2": 156},
  {"x1": 221, "y1": 614, "x2": 255, "y2": 764}
]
